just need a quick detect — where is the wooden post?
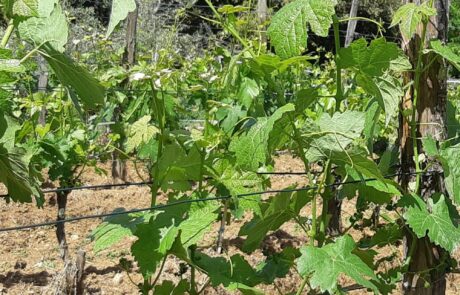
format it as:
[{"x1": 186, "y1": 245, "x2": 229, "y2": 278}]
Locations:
[
  {"x1": 345, "y1": 0, "x2": 359, "y2": 47},
  {"x1": 56, "y1": 190, "x2": 69, "y2": 261},
  {"x1": 112, "y1": 2, "x2": 139, "y2": 181},
  {"x1": 400, "y1": 1, "x2": 450, "y2": 294}
]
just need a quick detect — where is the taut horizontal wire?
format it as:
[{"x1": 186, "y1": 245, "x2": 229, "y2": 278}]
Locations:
[{"x1": 0, "y1": 171, "x2": 438, "y2": 233}]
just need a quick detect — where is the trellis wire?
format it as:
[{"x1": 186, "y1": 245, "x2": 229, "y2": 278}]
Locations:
[{"x1": 0, "y1": 171, "x2": 437, "y2": 233}]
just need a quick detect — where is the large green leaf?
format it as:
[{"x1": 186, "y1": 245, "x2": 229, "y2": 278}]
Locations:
[
  {"x1": 18, "y1": 3, "x2": 68, "y2": 52},
  {"x1": 430, "y1": 40, "x2": 460, "y2": 71},
  {"x1": 256, "y1": 247, "x2": 300, "y2": 283},
  {"x1": 194, "y1": 253, "x2": 263, "y2": 294},
  {"x1": 0, "y1": 146, "x2": 34, "y2": 203},
  {"x1": 157, "y1": 143, "x2": 202, "y2": 190},
  {"x1": 178, "y1": 202, "x2": 220, "y2": 248},
  {"x1": 357, "y1": 74, "x2": 403, "y2": 126},
  {"x1": 297, "y1": 235, "x2": 379, "y2": 293},
  {"x1": 91, "y1": 210, "x2": 153, "y2": 253},
  {"x1": 131, "y1": 204, "x2": 189, "y2": 278},
  {"x1": 305, "y1": 110, "x2": 365, "y2": 161},
  {"x1": 229, "y1": 104, "x2": 295, "y2": 170},
  {"x1": 0, "y1": 114, "x2": 38, "y2": 203},
  {"x1": 401, "y1": 194, "x2": 460, "y2": 252},
  {"x1": 339, "y1": 38, "x2": 403, "y2": 125},
  {"x1": 339, "y1": 38, "x2": 400, "y2": 77},
  {"x1": 209, "y1": 159, "x2": 263, "y2": 213},
  {"x1": 239, "y1": 190, "x2": 311, "y2": 252},
  {"x1": 106, "y1": 0, "x2": 137, "y2": 37},
  {"x1": 390, "y1": 2, "x2": 436, "y2": 40},
  {"x1": 267, "y1": 0, "x2": 337, "y2": 58},
  {"x1": 41, "y1": 44, "x2": 105, "y2": 109}
]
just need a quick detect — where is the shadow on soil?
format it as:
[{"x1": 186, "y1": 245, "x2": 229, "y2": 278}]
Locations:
[{"x1": 0, "y1": 270, "x2": 50, "y2": 288}]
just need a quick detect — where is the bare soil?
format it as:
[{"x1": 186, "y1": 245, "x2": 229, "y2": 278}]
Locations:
[{"x1": 0, "y1": 155, "x2": 459, "y2": 294}]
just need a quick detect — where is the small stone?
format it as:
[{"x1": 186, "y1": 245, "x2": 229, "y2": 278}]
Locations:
[
  {"x1": 70, "y1": 234, "x2": 79, "y2": 241},
  {"x1": 112, "y1": 273, "x2": 123, "y2": 285}
]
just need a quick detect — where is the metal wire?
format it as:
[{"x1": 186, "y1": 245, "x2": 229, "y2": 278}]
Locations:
[{"x1": 0, "y1": 171, "x2": 435, "y2": 233}]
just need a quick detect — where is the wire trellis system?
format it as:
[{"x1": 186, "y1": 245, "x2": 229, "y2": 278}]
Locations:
[{"x1": 0, "y1": 171, "x2": 437, "y2": 233}]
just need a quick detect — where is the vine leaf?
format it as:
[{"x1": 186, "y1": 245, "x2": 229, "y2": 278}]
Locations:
[
  {"x1": 229, "y1": 103, "x2": 295, "y2": 171},
  {"x1": 18, "y1": 3, "x2": 68, "y2": 52},
  {"x1": 306, "y1": 110, "x2": 365, "y2": 161},
  {"x1": 237, "y1": 77, "x2": 260, "y2": 109},
  {"x1": 42, "y1": 44, "x2": 105, "y2": 109},
  {"x1": 131, "y1": 204, "x2": 189, "y2": 278},
  {"x1": 421, "y1": 141, "x2": 460, "y2": 205},
  {"x1": 267, "y1": 0, "x2": 337, "y2": 59},
  {"x1": 12, "y1": 0, "x2": 38, "y2": 17},
  {"x1": 209, "y1": 159, "x2": 263, "y2": 214},
  {"x1": 441, "y1": 143, "x2": 460, "y2": 205},
  {"x1": 339, "y1": 38, "x2": 400, "y2": 77},
  {"x1": 0, "y1": 49, "x2": 24, "y2": 73},
  {"x1": 91, "y1": 210, "x2": 153, "y2": 253},
  {"x1": 157, "y1": 143, "x2": 202, "y2": 191},
  {"x1": 106, "y1": 0, "x2": 137, "y2": 37},
  {"x1": 297, "y1": 235, "x2": 379, "y2": 293},
  {"x1": 339, "y1": 38, "x2": 402, "y2": 125},
  {"x1": 256, "y1": 247, "x2": 300, "y2": 283},
  {"x1": 401, "y1": 194, "x2": 460, "y2": 252},
  {"x1": 0, "y1": 114, "x2": 39, "y2": 203},
  {"x1": 153, "y1": 280, "x2": 189, "y2": 295},
  {"x1": 239, "y1": 190, "x2": 311, "y2": 252},
  {"x1": 126, "y1": 115, "x2": 159, "y2": 153},
  {"x1": 193, "y1": 253, "x2": 264, "y2": 294},
  {"x1": 430, "y1": 40, "x2": 460, "y2": 71},
  {"x1": 178, "y1": 202, "x2": 220, "y2": 248},
  {"x1": 390, "y1": 2, "x2": 436, "y2": 40}
]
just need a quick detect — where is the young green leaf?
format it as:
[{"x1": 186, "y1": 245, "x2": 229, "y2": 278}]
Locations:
[
  {"x1": 430, "y1": 40, "x2": 460, "y2": 71},
  {"x1": 267, "y1": 0, "x2": 337, "y2": 59},
  {"x1": 12, "y1": 0, "x2": 38, "y2": 17},
  {"x1": 106, "y1": 0, "x2": 137, "y2": 37},
  {"x1": 400, "y1": 194, "x2": 460, "y2": 252},
  {"x1": 126, "y1": 115, "x2": 159, "y2": 153},
  {"x1": 237, "y1": 77, "x2": 260, "y2": 109},
  {"x1": 297, "y1": 235, "x2": 379, "y2": 293},
  {"x1": 390, "y1": 2, "x2": 436, "y2": 40}
]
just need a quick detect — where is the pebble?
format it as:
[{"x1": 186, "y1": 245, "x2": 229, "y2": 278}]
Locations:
[{"x1": 112, "y1": 273, "x2": 123, "y2": 285}]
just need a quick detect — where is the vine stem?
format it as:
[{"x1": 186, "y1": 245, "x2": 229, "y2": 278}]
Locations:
[
  {"x1": 333, "y1": 15, "x2": 343, "y2": 105},
  {"x1": 1, "y1": 20, "x2": 14, "y2": 48},
  {"x1": 151, "y1": 255, "x2": 167, "y2": 287},
  {"x1": 296, "y1": 276, "x2": 309, "y2": 295},
  {"x1": 411, "y1": 19, "x2": 428, "y2": 194},
  {"x1": 149, "y1": 84, "x2": 167, "y2": 206},
  {"x1": 318, "y1": 159, "x2": 332, "y2": 247}
]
